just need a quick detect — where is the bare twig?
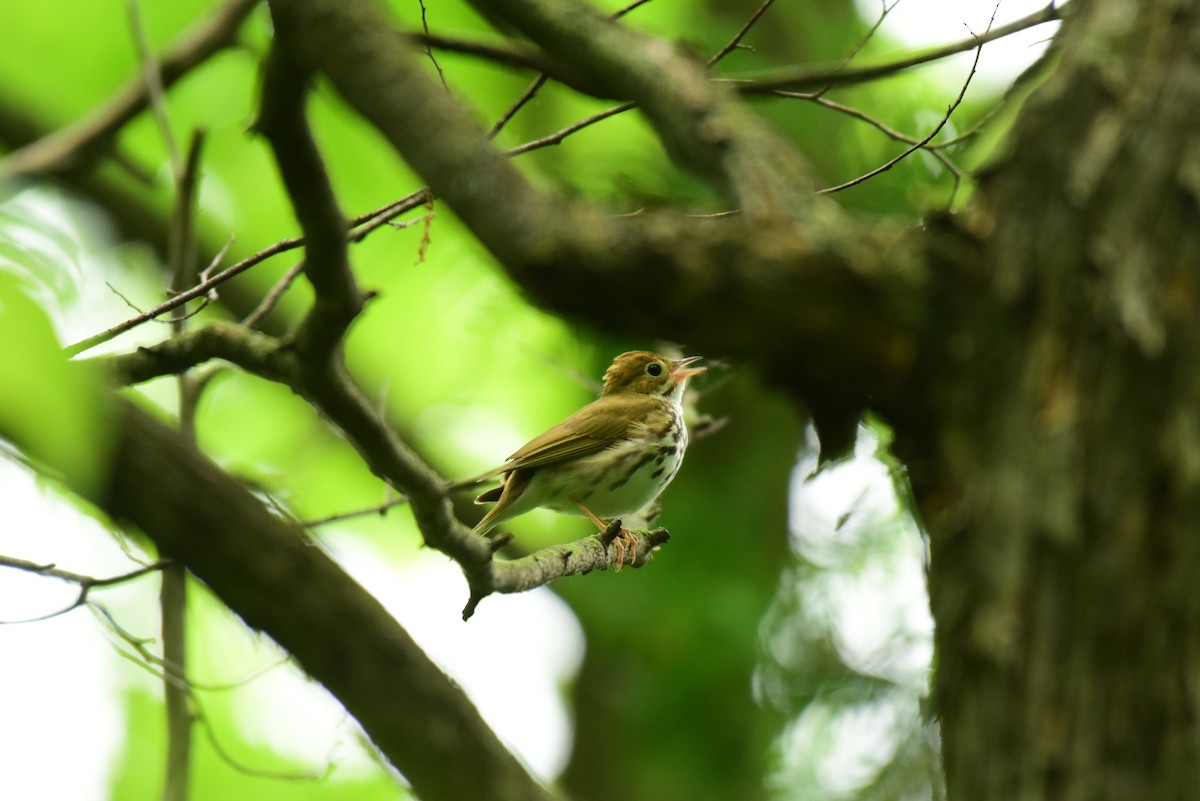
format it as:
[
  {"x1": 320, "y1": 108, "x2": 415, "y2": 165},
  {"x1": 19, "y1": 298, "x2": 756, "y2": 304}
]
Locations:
[
  {"x1": 193, "y1": 697, "x2": 332, "y2": 781},
  {"x1": 614, "y1": 0, "x2": 654, "y2": 16},
  {"x1": 93, "y1": 598, "x2": 289, "y2": 692},
  {"x1": 735, "y1": 2, "x2": 1060, "y2": 94},
  {"x1": 127, "y1": 0, "x2": 182, "y2": 172},
  {"x1": 506, "y1": 102, "x2": 637, "y2": 157},
  {"x1": 0, "y1": 555, "x2": 169, "y2": 624},
  {"x1": 301, "y1": 496, "x2": 412, "y2": 527},
  {"x1": 64, "y1": 236, "x2": 304, "y2": 356},
  {"x1": 90, "y1": 602, "x2": 329, "y2": 781},
  {"x1": 781, "y1": 93, "x2": 964, "y2": 177},
  {"x1": 707, "y1": 0, "x2": 775, "y2": 67},
  {"x1": 489, "y1": 74, "x2": 551, "y2": 139},
  {"x1": 927, "y1": 99, "x2": 1006, "y2": 150},
  {"x1": 416, "y1": 0, "x2": 449, "y2": 91},
  {"x1": 411, "y1": 32, "x2": 565, "y2": 77},
  {"x1": 486, "y1": 0, "x2": 653, "y2": 140},
  {"x1": 69, "y1": 187, "x2": 432, "y2": 354},
  {"x1": 348, "y1": 190, "x2": 434, "y2": 241},
  {"x1": 810, "y1": 0, "x2": 905, "y2": 99},
  {"x1": 816, "y1": 13, "x2": 992, "y2": 197},
  {"x1": 240, "y1": 261, "x2": 306, "y2": 328}
]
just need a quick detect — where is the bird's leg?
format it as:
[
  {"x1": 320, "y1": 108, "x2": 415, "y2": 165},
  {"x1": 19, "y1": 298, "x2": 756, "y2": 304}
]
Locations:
[{"x1": 575, "y1": 501, "x2": 634, "y2": 571}]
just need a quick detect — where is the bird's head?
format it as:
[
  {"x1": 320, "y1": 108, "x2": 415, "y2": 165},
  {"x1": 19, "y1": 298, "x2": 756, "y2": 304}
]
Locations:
[{"x1": 600, "y1": 351, "x2": 705, "y2": 400}]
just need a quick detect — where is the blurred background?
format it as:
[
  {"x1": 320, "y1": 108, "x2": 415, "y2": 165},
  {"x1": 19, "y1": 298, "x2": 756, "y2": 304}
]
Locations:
[{"x1": 0, "y1": 1, "x2": 1056, "y2": 799}]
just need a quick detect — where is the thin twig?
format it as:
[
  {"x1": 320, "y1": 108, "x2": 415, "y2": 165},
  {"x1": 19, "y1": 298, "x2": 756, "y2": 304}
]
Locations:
[
  {"x1": 302, "y1": 496, "x2": 412, "y2": 527},
  {"x1": 506, "y1": 102, "x2": 636, "y2": 157},
  {"x1": 0, "y1": 556, "x2": 170, "y2": 624},
  {"x1": 735, "y1": 2, "x2": 1060, "y2": 94},
  {"x1": 68, "y1": 186, "x2": 434, "y2": 352},
  {"x1": 65, "y1": 236, "x2": 304, "y2": 356},
  {"x1": 486, "y1": 0, "x2": 653, "y2": 140},
  {"x1": 126, "y1": 0, "x2": 182, "y2": 173},
  {"x1": 807, "y1": 0, "x2": 904, "y2": 100},
  {"x1": 613, "y1": 0, "x2": 654, "y2": 16},
  {"x1": 416, "y1": 0, "x2": 449, "y2": 91},
  {"x1": 411, "y1": 32, "x2": 561, "y2": 75},
  {"x1": 816, "y1": 12, "x2": 992, "y2": 197},
  {"x1": 90, "y1": 601, "x2": 330, "y2": 780},
  {"x1": 194, "y1": 696, "x2": 333, "y2": 781},
  {"x1": 707, "y1": 0, "x2": 775, "y2": 67},
  {"x1": 781, "y1": 93, "x2": 964, "y2": 177},
  {"x1": 348, "y1": 189, "x2": 433, "y2": 241},
  {"x1": 241, "y1": 261, "x2": 306, "y2": 328},
  {"x1": 927, "y1": 99, "x2": 1006, "y2": 150},
  {"x1": 489, "y1": 74, "x2": 550, "y2": 139}
]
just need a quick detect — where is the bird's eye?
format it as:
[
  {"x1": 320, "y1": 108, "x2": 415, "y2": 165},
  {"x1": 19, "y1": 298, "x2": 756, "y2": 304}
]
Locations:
[{"x1": 646, "y1": 363, "x2": 663, "y2": 377}]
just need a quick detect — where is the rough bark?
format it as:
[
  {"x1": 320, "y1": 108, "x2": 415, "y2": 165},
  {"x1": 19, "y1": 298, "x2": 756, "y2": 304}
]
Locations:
[{"x1": 912, "y1": 2, "x2": 1200, "y2": 798}]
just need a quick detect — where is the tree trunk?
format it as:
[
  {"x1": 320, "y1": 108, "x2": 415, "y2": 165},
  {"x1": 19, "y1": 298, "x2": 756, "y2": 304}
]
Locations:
[{"x1": 914, "y1": 2, "x2": 1200, "y2": 797}]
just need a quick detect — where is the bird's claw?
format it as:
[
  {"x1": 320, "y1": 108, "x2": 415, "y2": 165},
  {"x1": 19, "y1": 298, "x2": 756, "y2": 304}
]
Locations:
[
  {"x1": 613, "y1": 528, "x2": 638, "y2": 571},
  {"x1": 596, "y1": 518, "x2": 640, "y2": 571}
]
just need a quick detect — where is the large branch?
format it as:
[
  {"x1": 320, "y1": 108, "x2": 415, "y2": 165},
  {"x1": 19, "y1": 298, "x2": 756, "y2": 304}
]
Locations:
[
  {"x1": 5, "y1": 386, "x2": 559, "y2": 801},
  {"x1": 265, "y1": 0, "x2": 934, "y2": 453},
  {"x1": 907, "y1": 1, "x2": 1200, "y2": 798},
  {"x1": 473, "y1": 0, "x2": 816, "y2": 219}
]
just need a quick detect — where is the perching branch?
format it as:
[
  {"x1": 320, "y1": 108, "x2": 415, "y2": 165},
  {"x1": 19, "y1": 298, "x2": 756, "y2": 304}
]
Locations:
[
  {"x1": 473, "y1": 522, "x2": 671, "y2": 619},
  {"x1": 98, "y1": 317, "x2": 674, "y2": 617},
  {"x1": 264, "y1": 0, "x2": 930, "y2": 452}
]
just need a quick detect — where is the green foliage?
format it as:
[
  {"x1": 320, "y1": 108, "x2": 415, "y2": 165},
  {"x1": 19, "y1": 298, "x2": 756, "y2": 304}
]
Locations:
[
  {"x1": 110, "y1": 687, "x2": 407, "y2": 801},
  {"x1": 0, "y1": 0, "x2": 1026, "y2": 799},
  {"x1": 0, "y1": 272, "x2": 111, "y2": 495}
]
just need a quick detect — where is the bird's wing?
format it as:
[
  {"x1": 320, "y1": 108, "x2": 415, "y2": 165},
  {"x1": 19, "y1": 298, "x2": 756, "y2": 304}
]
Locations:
[
  {"x1": 503, "y1": 394, "x2": 661, "y2": 472},
  {"x1": 458, "y1": 395, "x2": 662, "y2": 488},
  {"x1": 502, "y1": 395, "x2": 639, "y2": 469}
]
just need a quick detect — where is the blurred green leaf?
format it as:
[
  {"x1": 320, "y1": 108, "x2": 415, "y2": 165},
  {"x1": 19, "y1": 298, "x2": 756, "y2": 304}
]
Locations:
[{"x1": 0, "y1": 272, "x2": 111, "y2": 495}]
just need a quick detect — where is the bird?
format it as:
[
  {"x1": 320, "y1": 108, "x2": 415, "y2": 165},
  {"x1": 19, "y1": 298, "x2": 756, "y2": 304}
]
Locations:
[{"x1": 470, "y1": 350, "x2": 706, "y2": 567}]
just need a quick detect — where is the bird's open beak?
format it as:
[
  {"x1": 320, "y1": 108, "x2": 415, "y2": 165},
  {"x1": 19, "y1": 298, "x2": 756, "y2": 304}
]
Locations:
[{"x1": 669, "y1": 355, "x2": 706, "y2": 382}]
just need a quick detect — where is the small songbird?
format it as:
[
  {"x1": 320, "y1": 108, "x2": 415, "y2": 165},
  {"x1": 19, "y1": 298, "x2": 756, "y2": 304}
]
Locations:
[{"x1": 472, "y1": 350, "x2": 706, "y2": 566}]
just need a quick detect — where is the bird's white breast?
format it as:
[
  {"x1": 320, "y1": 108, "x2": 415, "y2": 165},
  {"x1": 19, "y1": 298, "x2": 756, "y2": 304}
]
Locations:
[{"x1": 549, "y1": 403, "x2": 689, "y2": 519}]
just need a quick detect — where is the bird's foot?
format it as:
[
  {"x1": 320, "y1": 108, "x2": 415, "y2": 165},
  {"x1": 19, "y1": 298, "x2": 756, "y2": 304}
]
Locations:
[
  {"x1": 614, "y1": 528, "x2": 638, "y2": 572},
  {"x1": 599, "y1": 518, "x2": 634, "y2": 571}
]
